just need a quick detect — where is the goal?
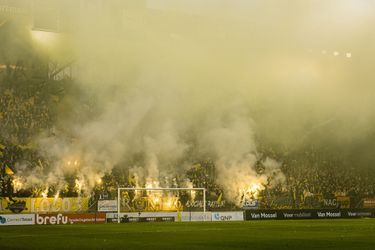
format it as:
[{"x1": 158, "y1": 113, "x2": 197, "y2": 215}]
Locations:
[{"x1": 117, "y1": 187, "x2": 206, "y2": 223}]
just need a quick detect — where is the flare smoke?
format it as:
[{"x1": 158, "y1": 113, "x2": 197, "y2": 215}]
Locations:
[{"x1": 12, "y1": 1, "x2": 375, "y2": 203}]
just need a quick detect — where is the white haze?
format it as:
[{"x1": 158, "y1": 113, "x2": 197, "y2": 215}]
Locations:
[{"x1": 14, "y1": 1, "x2": 375, "y2": 203}]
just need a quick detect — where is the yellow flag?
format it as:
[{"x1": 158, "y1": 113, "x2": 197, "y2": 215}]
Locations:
[
  {"x1": 216, "y1": 193, "x2": 223, "y2": 203},
  {"x1": 5, "y1": 165, "x2": 14, "y2": 175},
  {"x1": 128, "y1": 175, "x2": 136, "y2": 186}
]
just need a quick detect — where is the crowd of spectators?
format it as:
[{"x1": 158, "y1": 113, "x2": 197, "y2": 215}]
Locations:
[
  {"x1": 0, "y1": 61, "x2": 66, "y2": 197},
  {"x1": 177, "y1": 146, "x2": 375, "y2": 209},
  {"x1": 0, "y1": 67, "x2": 373, "y2": 209},
  {"x1": 0, "y1": 88, "x2": 52, "y2": 145},
  {"x1": 255, "y1": 146, "x2": 375, "y2": 209}
]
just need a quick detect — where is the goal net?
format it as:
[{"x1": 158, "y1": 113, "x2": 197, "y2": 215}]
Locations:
[{"x1": 117, "y1": 187, "x2": 206, "y2": 223}]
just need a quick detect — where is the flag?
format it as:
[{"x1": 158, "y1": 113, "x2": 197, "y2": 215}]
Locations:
[
  {"x1": 128, "y1": 175, "x2": 136, "y2": 186},
  {"x1": 216, "y1": 193, "x2": 223, "y2": 204},
  {"x1": 5, "y1": 165, "x2": 14, "y2": 175},
  {"x1": 38, "y1": 159, "x2": 44, "y2": 169}
]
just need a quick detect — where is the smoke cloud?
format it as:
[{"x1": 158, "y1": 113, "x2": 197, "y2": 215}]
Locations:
[{"x1": 12, "y1": 1, "x2": 375, "y2": 202}]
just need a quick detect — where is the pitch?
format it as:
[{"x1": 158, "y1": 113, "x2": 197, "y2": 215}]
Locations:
[{"x1": 1, "y1": 219, "x2": 375, "y2": 250}]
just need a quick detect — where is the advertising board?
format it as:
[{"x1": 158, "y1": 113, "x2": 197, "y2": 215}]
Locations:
[
  {"x1": 107, "y1": 212, "x2": 213, "y2": 222},
  {"x1": 0, "y1": 214, "x2": 35, "y2": 226},
  {"x1": 245, "y1": 209, "x2": 375, "y2": 220},
  {"x1": 98, "y1": 200, "x2": 117, "y2": 212},
  {"x1": 211, "y1": 212, "x2": 244, "y2": 221},
  {"x1": 180, "y1": 212, "x2": 212, "y2": 222},
  {"x1": 106, "y1": 212, "x2": 177, "y2": 219},
  {"x1": 123, "y1": 216, "x2": 175, "y2": 223},
  {"x1": 36, "y1": 213, "x2": 106, "y2": 225}
]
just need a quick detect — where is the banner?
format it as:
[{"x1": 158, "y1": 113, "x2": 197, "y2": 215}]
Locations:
[
  {"x1": 323, "y1": 196, "x2": 350, "y2": 208},
  {"x1": 0, "y1": 214, "x2": 35, "y2": 226},
  {"x1": 184, "y1": 200, "x2": 226, "y2": 209},
  {"x1": 1, "y1": 197, "x2": 29, "y2": 213},
  {"x1": 363, "y1": 198, "x2": 375, "y2": 208},
  {"x1": 98, "y1": 200, "x2": 117, "y2": 212},
  {"x1": 30, "y1": 198, "x2": 88, "y2": 213},
  {"x1": 1, "y1": 197, "x2": 88, "y2": 214},
  {"x1": 211, "y1": 212, "x2": 244, "y2": 221},
  {"x1": 36, "y1": 213, "x2": 106, "y2": 225},
  {"x1": 120, "y1": 196, "x2": 181, "y2": 212},
  {"x1": 242, "y1": 199, "x2": 259, "y2": 210},
  {"x1": 336, "y1": 196, "x2": 350, "y2": 209}
]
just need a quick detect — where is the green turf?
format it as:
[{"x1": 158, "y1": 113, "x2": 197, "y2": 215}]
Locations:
[{"x1": 1, "y1": 219, "x2": 375, "y2": 250}]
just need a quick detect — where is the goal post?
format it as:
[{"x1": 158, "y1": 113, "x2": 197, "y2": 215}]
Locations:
[{"x1": 117, "y1": 187, "x2": 206, "y2": 223}]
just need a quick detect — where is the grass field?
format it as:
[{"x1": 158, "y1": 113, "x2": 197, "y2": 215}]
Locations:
[{"x1": 1, "y1": 219, "x2": 375, "y2": 250}]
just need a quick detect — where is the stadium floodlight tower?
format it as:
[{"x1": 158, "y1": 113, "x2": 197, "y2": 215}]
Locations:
[{"x1": 117, "y1": 187, "x2": 206, "y2": 223}]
